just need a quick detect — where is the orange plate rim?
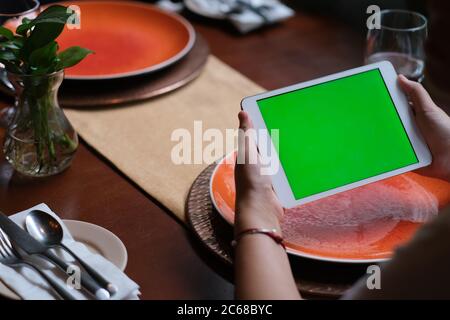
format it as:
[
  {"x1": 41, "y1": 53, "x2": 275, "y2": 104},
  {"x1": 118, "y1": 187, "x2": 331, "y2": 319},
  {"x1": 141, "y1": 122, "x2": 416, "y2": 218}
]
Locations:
[
  {"x1": 58, "y1": 0, "x2": 196, "y2": 80},
  {"x1": 209, "y1": 151, "x2": 392, "y2": 264}
]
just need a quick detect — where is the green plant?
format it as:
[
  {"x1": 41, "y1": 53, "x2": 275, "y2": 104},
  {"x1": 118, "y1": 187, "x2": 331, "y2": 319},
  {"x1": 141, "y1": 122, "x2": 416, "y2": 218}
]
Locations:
[
  {"x1": 0, "y1": 5, "x2": 93, "y2": 175},
  {"x1": 0, "y1": 5, "x2": 92, "y2": 75}
]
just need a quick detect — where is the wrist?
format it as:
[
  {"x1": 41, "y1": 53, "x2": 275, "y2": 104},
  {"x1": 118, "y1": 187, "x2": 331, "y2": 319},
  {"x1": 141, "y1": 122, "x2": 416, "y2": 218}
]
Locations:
[
  {"x1": 236, "y1": 202, "x2": 281, "y2": 234},
  {"x1": 233, "y1": 228, "x2": 286, "y2": 250},
  {"x1": 236, "y1": 213, "x2": 281, "y2": 232}
]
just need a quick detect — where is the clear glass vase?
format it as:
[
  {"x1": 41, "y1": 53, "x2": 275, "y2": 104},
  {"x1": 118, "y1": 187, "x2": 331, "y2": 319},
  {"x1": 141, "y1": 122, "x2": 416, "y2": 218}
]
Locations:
[{"x1": 3, "y1": 70, "x2": 78, "y2": 177}]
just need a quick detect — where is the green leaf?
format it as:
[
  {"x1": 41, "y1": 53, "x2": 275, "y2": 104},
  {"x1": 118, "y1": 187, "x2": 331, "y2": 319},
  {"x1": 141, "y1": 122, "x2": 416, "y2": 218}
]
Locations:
[
  {"x1": 22, "y1": 22, "x2": 65, "y2": 59},
  {"x1": 0, "y1": 50, "x2": 17, "y2": 62},
  {"x1": 16, "y1": 5, "x2": 73, "y2": 35},
  {"x1": 56, "y1": 46, "x2": 93, "y2": 70},
  {"x1": 0, "y1": 26, "x2": 14, "y2": 41},
  {"x1": 1, "y1": 5, "x2": 91, "y2": 76},
  {"x1": 34, "y1": 5, "x2": 73, "y2": 23},
  {"x1": 1, "y1": 40, "x2": 22, "y2": 50},
  {"x1": 0, "y1": 50, "x2": 21, "y2": 73},
  {"x1": 0, "y1": 37, "x2": 23, "y2": 54},
  {"x1": 12, "y1": 37, "x2": 25, "y2": 47},
  {"x1": 20, "y1": 5, "x2": 74, "y2": 57},
  {"x1": 29, "y1": 41, "x2": 58, "y2": 72},
  {"x1": 16, "y1": 18, "x2": 32, "y2": 36}
]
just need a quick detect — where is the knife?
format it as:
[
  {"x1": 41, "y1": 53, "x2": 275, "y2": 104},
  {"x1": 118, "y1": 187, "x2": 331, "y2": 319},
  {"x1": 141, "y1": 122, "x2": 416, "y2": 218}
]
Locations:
[{"x1": 0, "y1": 212, "x2": 110, "y2": 300}]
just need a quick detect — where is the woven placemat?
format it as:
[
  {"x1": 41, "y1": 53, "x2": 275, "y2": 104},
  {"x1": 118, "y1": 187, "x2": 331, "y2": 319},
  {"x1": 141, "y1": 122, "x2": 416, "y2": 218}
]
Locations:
[
  {"x1": 186, "y1": 164, "x2": 370, "y2": 298},
  {"x1": 187, "y1": 164, "x2": 234, "y2": 264}
]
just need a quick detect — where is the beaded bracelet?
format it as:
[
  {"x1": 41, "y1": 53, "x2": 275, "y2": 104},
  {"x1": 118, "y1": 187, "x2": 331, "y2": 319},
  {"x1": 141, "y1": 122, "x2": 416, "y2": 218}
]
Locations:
[{"x1": 232, "y1": 228, "x2": 286, "y2": 250}]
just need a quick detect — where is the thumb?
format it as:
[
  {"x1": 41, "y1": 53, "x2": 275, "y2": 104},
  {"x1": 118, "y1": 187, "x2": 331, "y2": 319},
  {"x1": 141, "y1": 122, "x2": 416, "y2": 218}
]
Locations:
[
  {"x1": 238, "y1": 110, "x2": 252, "y2": 131},
  {"x1": 237, "y1": 111, "x2": 258, "y2": 166}
]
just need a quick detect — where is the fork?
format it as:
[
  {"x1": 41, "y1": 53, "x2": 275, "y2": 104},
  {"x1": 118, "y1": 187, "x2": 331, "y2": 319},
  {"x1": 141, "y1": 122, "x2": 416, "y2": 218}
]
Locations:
[{"x1": 0, "y1": 228, "x2": 76, "y2": 300}]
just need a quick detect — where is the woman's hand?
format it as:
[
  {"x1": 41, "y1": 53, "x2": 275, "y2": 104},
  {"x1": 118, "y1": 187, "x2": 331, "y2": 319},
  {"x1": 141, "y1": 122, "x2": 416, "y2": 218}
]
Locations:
[
  {"x1": 234, "y1": 111, "x2": 284, "y2": 233},
  {"x1": 233, "y1": 111, "x2": 301, "y2": 300},
  {"x1": 398, "y1": 75, "x2": 450, "y2": 182}
]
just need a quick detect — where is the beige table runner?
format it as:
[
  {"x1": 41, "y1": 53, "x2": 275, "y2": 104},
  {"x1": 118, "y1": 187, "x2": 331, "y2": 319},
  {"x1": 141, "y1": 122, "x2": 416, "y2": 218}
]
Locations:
[{"x1": 65, "y1": 56, "x2": 264, "y2": 223}]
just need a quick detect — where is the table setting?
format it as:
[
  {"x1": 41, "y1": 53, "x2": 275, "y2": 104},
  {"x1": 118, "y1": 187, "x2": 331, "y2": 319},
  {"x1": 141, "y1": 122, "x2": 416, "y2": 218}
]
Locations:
[
  {"x1": 0, "y1": 0, "x2": 449, "y2": 301},
  {"x1": 0, "y1": 203, "x2": 137, "y2": 299},
  {"x1": 0, "y1": 0, "x2": 210, "y2": 299},
  {"x1": 0, "y1": 1, "x2": 208, "y2": 108}
]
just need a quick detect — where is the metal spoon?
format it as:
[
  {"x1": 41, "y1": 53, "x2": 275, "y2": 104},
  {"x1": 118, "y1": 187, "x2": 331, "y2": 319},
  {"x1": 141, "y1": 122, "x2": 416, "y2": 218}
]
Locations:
[
  {"x1": 0, "y1": 227, "x2": 76, "y2": 300},
  {"x1": 25, "y1": 210, "x2": 118, "y2": 296}
]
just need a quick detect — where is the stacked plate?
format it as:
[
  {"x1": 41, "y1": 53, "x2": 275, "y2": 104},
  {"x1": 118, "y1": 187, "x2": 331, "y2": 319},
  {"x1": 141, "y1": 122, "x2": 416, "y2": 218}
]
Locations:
[
  {"x1": 1, "y1": 1, "x2": 208, "y2": 108},
  {"x1": 209, "y1": 151, "x2": 450, "y2": 263},
  {"x1": 59, "y1": 1, "x2": 196, "y2": 81}
]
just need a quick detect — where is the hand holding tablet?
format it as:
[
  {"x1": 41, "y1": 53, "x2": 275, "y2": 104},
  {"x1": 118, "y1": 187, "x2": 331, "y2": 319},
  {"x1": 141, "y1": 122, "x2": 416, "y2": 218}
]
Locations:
[
  {"x1": 241, "y1": 61, "x2": 434, "y2": 208},
  {"x1": 397, "y1": 75, "x2": 450, "y2": 181}
]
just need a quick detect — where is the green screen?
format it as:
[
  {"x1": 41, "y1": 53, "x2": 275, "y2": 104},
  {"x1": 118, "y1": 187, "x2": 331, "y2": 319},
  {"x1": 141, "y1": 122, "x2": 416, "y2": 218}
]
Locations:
[{"x1": 257, "y1": 69, "x2": 418, "y2": 200}]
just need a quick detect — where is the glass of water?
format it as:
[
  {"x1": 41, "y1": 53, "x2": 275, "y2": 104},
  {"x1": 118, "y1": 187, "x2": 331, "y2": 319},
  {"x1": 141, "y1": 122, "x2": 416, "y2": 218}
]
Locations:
[{"x1": 365, "y1": 9, "x2": 427, "y2": 82}]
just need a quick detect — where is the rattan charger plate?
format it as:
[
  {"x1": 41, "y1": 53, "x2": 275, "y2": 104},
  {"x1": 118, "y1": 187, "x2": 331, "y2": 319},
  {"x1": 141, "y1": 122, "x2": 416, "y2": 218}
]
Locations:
[{"x1": 186, "y1": 164, "x2": 369, "y2": 298}]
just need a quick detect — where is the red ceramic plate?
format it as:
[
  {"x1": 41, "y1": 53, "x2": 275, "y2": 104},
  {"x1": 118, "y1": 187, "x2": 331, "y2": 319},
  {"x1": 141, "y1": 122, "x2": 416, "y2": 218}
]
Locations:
[
  {"x1": 210, "y1": 151, "x2": 450, "y2": 263},
  {"x1": 56, "y1": 1, "x2": 196, "y2": 80}
]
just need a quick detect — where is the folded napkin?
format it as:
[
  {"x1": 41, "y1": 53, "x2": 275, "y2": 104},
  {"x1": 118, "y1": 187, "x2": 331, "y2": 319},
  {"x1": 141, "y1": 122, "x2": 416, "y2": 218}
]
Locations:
[
  {"x1": 0, "y1": 204, "x2": 140, "y2": 300},
  {"x1": 188, "y1": 0, "x2": 295, "y2": 33},
  {"x1": 156, "y1": 0, "x2": 185, "y2": 13}
]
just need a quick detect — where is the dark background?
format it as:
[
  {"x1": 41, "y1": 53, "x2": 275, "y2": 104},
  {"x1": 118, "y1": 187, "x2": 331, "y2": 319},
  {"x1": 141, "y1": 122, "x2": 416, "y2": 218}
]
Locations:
[{"x1": 3, "y1": 0, "x2": 428, "y2": 33}]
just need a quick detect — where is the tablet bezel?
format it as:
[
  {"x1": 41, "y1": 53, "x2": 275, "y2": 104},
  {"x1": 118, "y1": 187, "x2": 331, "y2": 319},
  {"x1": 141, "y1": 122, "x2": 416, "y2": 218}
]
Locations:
[{"x1": 241, "y1": 61, "x2": 432, "y2": 208}]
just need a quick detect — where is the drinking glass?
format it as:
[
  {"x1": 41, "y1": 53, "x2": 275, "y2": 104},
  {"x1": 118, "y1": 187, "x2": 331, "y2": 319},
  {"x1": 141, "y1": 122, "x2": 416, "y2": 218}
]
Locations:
[
  {"x1": 0, "y1": 0, "x2": 40, "y2": 127},
  {"x1": 365, "y1": 9, "x2": 428, "y2": 82}
]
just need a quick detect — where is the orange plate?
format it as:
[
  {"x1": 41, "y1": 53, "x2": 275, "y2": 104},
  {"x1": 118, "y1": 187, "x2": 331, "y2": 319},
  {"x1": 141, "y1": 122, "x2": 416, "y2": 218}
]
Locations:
[
  {"x1": 210, "y1": 151, "x2": 450, "y2": 263},
  {"x1": 56, "y1": 1, "x2": 195, "y2": 80}
]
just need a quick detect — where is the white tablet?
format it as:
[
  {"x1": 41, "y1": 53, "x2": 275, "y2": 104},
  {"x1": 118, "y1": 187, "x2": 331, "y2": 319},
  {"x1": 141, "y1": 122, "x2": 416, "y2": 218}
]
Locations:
[{"x1": 241, "y1": 61, "x2": 432, "y2": 208}]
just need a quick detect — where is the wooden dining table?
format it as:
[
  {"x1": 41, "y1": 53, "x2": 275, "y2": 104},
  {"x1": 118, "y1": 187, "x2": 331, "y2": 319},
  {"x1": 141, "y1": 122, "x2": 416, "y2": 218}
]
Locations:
[{"x1": 0, "y1": 4, "x2": 368, "y2": 299}]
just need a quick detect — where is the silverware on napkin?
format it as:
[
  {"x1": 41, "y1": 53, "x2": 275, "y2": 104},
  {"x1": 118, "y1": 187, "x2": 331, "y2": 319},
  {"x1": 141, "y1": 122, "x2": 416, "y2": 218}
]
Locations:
[
  {"x1": 0, "y1": 211, "x2": 110, "y2": 300},
  {"x1": 0, "y1": 228, "x2": 76, "y2": 300},
  {"x1": 26, "y1": 210, "x2": 118, "y2": 296}
]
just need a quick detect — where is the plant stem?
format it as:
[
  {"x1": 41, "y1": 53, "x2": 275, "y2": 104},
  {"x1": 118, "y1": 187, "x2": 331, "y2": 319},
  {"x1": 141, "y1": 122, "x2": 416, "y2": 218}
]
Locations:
[
  {"x1": 41, "y1": 95, "x2": 56, "y2": 162},
  {"x1": 27, "y1": 90, "x2": 44, "y2": 172}
]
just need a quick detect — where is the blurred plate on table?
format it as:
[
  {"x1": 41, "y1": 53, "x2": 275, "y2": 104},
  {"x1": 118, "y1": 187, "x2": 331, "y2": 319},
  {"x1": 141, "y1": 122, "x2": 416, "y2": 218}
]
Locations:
[
  {"x1": 0, "y1": 219, "x2": 127, "y2": 300},
  {"x1": 57, "y1": 1, "x2": 196, "y2": 80},
  {"x1": 210, "y1": 151, "x2": 450, "y2": 263}
]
